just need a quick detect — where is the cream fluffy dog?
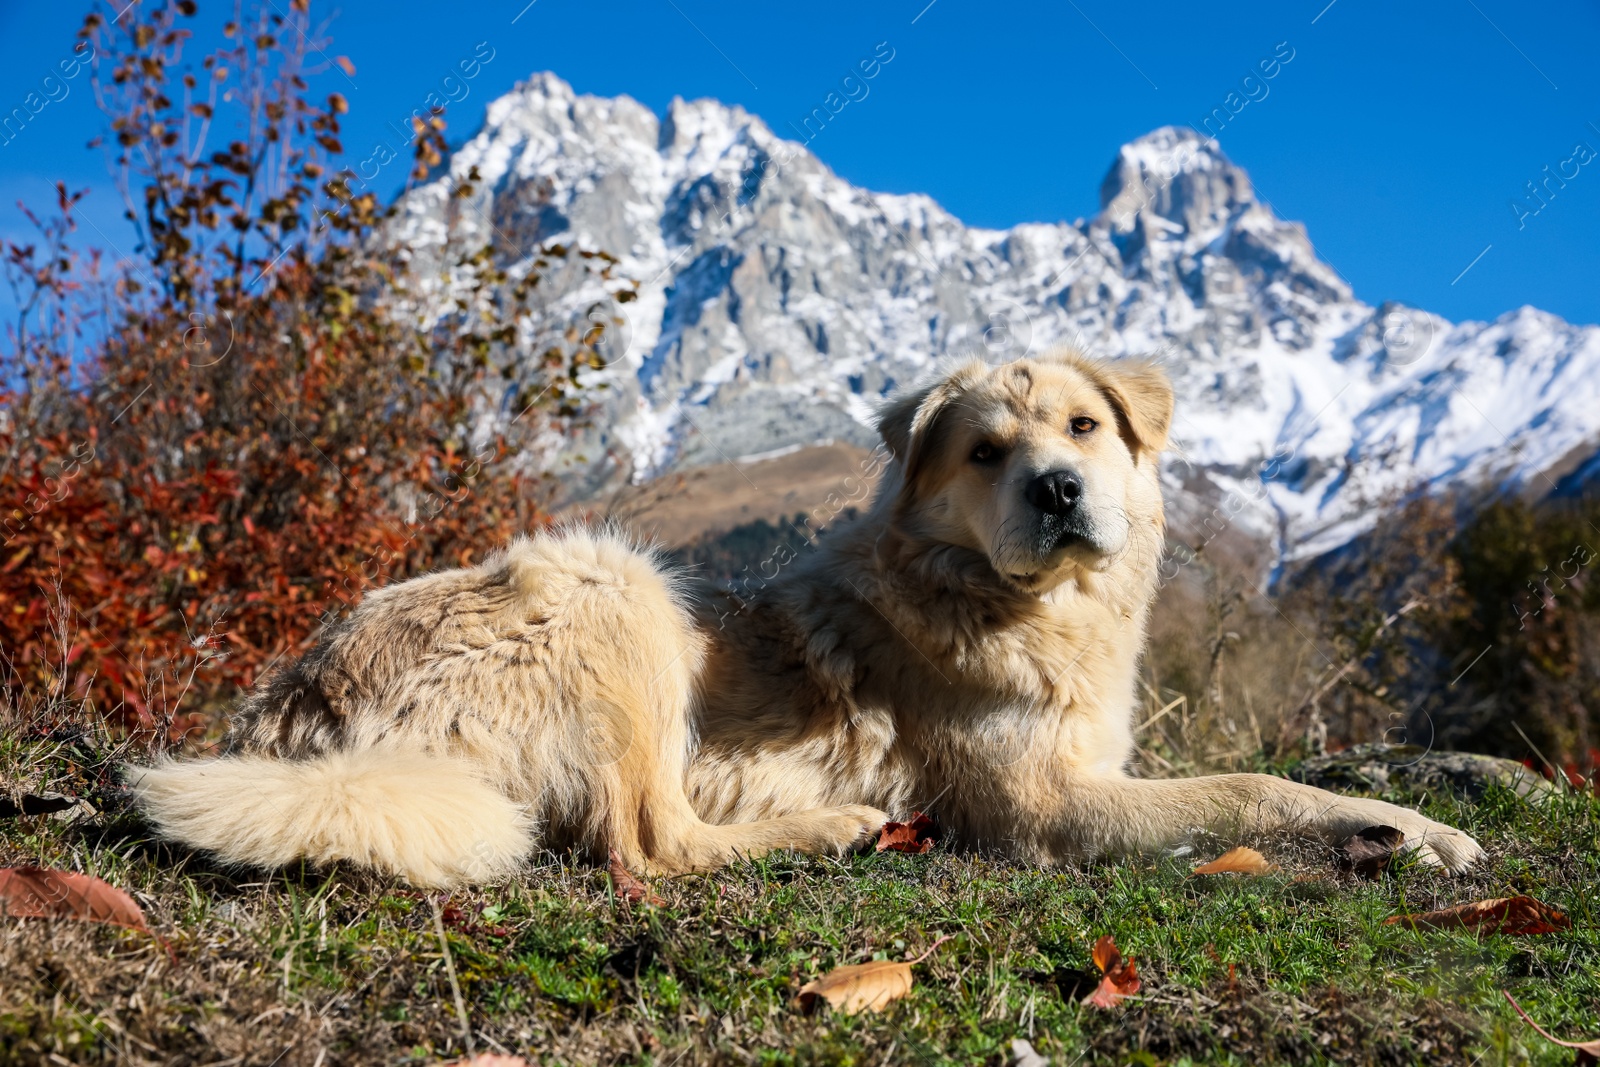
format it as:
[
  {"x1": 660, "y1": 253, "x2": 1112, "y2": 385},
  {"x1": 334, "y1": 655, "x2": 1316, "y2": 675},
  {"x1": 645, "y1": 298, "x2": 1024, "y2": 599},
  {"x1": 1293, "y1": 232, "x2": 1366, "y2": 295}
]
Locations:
[{"x1": 132, "y1": 351, "x2": 1484, "y2": 885}]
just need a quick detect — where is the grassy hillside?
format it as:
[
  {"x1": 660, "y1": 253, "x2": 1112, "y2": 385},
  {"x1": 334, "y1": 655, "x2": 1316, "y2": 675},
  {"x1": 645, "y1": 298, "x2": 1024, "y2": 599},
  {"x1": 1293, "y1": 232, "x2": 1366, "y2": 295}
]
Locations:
[{"x1": 3, "y1": 723, "x2": 1596, "y2": 1066}]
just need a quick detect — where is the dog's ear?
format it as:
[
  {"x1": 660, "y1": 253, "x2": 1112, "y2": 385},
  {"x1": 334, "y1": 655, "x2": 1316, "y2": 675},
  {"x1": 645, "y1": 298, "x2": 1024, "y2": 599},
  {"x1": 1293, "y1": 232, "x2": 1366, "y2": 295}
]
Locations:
[
  {"x1": 876, "y1": 388, "x2": 929, "y2": 465},
  {"x1": 878, "y1": 361, "x2": 987, "y2": 482},
  {"x1": 1084, "y1": 359, "x2": 1172, "y2": 461}
]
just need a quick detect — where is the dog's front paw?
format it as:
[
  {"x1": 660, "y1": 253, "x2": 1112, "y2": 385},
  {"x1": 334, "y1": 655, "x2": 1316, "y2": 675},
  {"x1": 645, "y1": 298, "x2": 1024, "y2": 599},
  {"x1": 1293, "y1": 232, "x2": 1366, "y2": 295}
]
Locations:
[
  {"x1": 1346, "y1": 801, "x2": 1485, "y2": 874},
  {"x1": 1395, "y1": 814, "x2": 1485, "y2": 874},
  {"x1": 815, "y1": 804, "x2": 889, "y2": 853}
]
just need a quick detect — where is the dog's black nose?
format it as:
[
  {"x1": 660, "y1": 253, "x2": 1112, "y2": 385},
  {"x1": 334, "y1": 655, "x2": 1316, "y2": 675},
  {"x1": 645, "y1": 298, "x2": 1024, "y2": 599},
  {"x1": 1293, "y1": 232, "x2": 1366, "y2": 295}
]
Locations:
[{"x1": 1025, "y1": 470, "x2": 1083, "y2": 515}]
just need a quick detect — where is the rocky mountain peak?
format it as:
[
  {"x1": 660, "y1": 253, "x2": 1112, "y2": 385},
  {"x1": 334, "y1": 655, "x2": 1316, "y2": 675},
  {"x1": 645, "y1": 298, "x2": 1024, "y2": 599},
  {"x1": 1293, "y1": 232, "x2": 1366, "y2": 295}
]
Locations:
[
  {"x1": 392, "y1": 74, "x2": 1600, "y2": 566},
  {"x1": 661, "y1": 94, "x2": 757, "y2": 152},
  {"x1": 1096, "y1": 126, "x2": 1255, "y2": 239}
]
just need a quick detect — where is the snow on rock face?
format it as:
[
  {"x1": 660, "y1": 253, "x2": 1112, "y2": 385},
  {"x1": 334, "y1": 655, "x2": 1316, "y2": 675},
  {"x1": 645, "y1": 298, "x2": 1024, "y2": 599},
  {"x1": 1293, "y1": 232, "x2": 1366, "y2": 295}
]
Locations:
[{"x1": 391, "y1": 73, "x2": 1600, "y2": 563}]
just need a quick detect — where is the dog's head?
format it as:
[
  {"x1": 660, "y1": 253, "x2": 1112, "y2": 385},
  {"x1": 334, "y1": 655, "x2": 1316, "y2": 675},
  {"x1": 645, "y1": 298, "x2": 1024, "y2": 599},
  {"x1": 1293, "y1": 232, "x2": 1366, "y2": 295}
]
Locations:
[{"x1": 878, "y1": 351, "x2": 1171, "y2": 593}]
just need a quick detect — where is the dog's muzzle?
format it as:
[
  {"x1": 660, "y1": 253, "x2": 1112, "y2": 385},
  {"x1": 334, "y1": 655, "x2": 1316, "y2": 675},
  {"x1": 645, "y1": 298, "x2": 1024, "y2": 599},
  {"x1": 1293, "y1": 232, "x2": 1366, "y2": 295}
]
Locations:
[
  {"x1": 1024, "y1": 470, "x2": 1082, "y2": 515},
  {"x1": 1023, "y1": 469, "x2": 1103, "y2": 556}
]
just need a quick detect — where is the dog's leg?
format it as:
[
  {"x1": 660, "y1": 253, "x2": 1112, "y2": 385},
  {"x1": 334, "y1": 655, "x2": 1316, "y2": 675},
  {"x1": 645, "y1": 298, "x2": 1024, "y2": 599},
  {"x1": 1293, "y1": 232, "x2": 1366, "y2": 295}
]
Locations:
[
  {"x1": 574, "y1": 688, "x2": 886, "y2": 875},
  {"x1": 652, "y1": 809, "x2": 890, "y2": 873},
  {"x1": 539, "y1": 532, "x2": 886, "y2": 875},
  {"x1": 576, "y1": 675, "x2": 886, "y2": 875},
  {"x1": 1036, "y1": 773, "x2": 1484, "y2": 872}
]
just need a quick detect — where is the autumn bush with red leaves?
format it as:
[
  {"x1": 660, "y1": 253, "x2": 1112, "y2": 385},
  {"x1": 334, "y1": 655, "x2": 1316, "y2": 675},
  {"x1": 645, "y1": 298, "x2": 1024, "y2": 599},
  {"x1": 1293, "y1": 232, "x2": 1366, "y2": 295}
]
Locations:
[{"x1": 0, "y1": 0, "x2": 632, "y2": 737}]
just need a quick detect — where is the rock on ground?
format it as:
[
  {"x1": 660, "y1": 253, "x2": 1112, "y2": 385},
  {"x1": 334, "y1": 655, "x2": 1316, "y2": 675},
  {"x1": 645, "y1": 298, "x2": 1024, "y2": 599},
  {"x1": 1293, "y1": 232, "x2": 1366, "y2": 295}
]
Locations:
[{"x1": 1291, "y1": 743, "x2": 1553, "y2": 801}]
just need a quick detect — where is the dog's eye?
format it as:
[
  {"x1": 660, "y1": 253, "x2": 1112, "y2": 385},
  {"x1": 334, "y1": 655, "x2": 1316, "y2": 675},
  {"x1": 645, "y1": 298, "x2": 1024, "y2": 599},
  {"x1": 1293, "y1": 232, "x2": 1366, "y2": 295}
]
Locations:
[
  {"x1": 1069, "y1": 417, "x2": 1098, "y2": 436},
  {"x1": 970, "y1": 441, "x2": 1001, "y2": 464}
]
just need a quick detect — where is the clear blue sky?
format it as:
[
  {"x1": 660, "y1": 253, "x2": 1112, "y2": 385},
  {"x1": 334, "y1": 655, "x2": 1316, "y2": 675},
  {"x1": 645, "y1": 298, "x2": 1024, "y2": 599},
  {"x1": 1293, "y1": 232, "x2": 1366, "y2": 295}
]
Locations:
[{"x1": 2, "y1": 0, "x2": 1598, "y2": 327}]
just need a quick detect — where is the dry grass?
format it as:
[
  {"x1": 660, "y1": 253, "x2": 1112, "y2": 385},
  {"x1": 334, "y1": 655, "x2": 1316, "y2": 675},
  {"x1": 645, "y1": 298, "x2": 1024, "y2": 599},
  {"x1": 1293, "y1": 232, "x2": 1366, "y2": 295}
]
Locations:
[{"x1": 2, "y1": 694, "x2": 1598, "y2": 1067}]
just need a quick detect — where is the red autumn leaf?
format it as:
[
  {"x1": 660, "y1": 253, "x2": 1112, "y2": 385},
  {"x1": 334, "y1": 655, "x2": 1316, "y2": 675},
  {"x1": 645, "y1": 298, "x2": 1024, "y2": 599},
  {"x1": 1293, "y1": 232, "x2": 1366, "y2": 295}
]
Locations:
[
  {"x1": 1504, "y1": 991, "x2": 1600, "y2": 1063},
  {"x1": 0, "y1": 867, "x2": 149, "y2": 931},
  {"x1": 876, "y1": 811, "x2": 936, "y2": 854},
  {"x1": 607, "y1": 849, "x2": 663, "y2": 906},
  {"x1": 436, "y1": 898, "x2": 511, "y2": 938},
  {"x1": 1387, "y1": 895, "x2": 1572, "y2": 937},
  {"x1": 1082, "y1": 934, "x2": 1141, "y2": 1009}
]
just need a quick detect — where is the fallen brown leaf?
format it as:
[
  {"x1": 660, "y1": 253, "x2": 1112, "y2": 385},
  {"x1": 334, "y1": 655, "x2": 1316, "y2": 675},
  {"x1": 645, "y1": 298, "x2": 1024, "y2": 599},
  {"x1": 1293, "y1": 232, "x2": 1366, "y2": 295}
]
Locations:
[
  {"x1": 1343, "y1": 824, "x2": 1405, "y2": 878},
  {"x1": 1192, "y1": 846, "x2": 1279, "y2": 876},
  {"x1": 0, "y1": 867, "x2": 148, "y2": 931},
  {"x1": 796, "y1": 958, "x2": 914, "y2": 1014},
  {"x1": 876, "y1": 811, "x2": 936, "y2": 854},
  {"x1": 443, "y1": 1056, "x2": 532, "y2": 1067},
  {"x1": 1505, "y1": 991, "x2": 1600, "y2": 1064},
  {"x1": 1081, "y1": 934, "x2": 1141, "y2": 1009},
  {"x1": 1388, "y1": 895, "x2": 1572, "y2": 937},
  {"x1": 606, "y1": 849, "x2": 663, "y2": 906},
  {"x1": 795, "y1": 934, "x2": 952, "y2": 1014}
]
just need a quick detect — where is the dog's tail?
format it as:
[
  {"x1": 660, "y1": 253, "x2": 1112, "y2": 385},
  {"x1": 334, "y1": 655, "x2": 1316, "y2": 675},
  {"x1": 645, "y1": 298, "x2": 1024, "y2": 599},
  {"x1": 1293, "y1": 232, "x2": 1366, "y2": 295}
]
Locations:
[{"x1": 128, "y1": 745, "x2": 534, "y2": 887}]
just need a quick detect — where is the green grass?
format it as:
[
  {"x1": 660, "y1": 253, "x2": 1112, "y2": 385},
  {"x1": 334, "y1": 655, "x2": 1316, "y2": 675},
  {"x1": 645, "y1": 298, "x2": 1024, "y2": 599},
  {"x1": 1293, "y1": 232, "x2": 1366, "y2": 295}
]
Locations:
[{"x1": 2, "y1": 728, "x2": 1597, "y2": 1066}]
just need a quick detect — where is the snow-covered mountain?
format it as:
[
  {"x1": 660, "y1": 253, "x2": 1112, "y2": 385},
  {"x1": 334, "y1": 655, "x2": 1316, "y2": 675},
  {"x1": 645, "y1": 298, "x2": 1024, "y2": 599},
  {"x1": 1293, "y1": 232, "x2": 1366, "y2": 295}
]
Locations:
[{"x1": 390, "y1": 72, "x2": 1600, "y2": 563}]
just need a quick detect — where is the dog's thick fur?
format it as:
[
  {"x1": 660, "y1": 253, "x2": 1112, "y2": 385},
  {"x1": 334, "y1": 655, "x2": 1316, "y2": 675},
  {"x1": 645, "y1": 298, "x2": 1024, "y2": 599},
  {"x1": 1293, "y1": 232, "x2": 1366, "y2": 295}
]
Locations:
[{"x1": 132, "y1": 351, "x2": 1484, "y2": 885}]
